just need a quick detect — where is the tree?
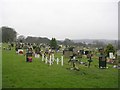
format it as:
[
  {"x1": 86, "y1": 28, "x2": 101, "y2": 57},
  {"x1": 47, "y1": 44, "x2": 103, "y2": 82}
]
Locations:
[
  {"x1": 105, "y1": 44, "x2": 115, "y2": 57},
  {"x1": 50, "y1": 38, "x2": 57, "y2": 49},
  {"x1": 63, "y1": 38, "x2": 74, "y2": 45},
  {"x1": 1, "y1": 26, "x2": 17, "y2": 43},
  {"x1": 25, "y1": 36, "x2": 50, "y2": 44},
  {"x1": 17, "y1": 35, "x2": 25, "y2": 43}
]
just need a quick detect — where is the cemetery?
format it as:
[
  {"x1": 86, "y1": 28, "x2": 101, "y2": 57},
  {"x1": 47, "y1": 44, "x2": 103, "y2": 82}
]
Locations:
[
  {"x1": 2, "y1": 41, "x2": 119, "y2": 88},
  {"x1": 1, "y1": 0, "x2": 119, "y2": 88}
]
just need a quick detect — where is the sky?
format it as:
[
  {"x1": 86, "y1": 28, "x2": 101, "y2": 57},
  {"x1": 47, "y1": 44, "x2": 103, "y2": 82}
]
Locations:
[{"x1": 0, "y1": 0, "x2": 119, "y2": 40}]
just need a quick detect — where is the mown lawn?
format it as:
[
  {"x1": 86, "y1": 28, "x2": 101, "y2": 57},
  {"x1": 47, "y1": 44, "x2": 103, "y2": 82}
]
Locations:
[{"x1": 2, "y1": 45, "x2": 118, "y2": 88}]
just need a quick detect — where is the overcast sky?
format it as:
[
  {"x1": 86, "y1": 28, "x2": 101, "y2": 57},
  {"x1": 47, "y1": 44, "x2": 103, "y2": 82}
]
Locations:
[{"x1": 0, "y1": 0, "x2": 119, "y2": 40}]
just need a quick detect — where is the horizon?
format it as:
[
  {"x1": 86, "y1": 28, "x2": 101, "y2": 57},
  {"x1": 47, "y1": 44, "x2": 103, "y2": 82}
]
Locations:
[{"x1": 16, "y1": 34, "x2": 118, "y2": 41}]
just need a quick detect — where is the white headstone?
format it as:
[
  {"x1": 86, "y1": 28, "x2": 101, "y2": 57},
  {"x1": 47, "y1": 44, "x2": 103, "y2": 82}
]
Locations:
[
  {"x1": 109, "y1": 52, "x2": 113, "y2": 59},
  {"x1": 61, "y1": 56, "x2": 63, "y2": 66},
  {"x1": 42, "y1": 54, "x2": 44, "y2": 61},
  {"x1": 56, "y1": 58, "x2": 59, "y2": 65},
  {"x1": 49, "y1": 55, "x2": 52, "y2": 66},
  {"x1": 35, "y1": 54, "x2": 40, "y2": 58},
  {"x1": 52, "y1": 54, "x2": 54, "y2": 62}
]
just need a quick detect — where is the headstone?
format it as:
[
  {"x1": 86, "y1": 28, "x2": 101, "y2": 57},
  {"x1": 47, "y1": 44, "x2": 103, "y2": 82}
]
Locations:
[
  {"x1": 109, "y1": 52, "x2": 113, "y2": 59},
  {"x1": 88, "y1": 57, "x2": 93, "y2": 68},
  {"x1": 61, "y1": 56, "x2": 63, "y2": 66},
  {"x1": 52, "y1": 54, "x2": 54, "y2": 62},
  {"x1": 42, "y1": 54, "x2": 44, "y2": 61},
  {"x1": 18, "y1": 49, "x2": 24, "y2": 55},
  {"x1": 35, "y1": 54, "x2": 40, "y2": 58},
  {"x1": 99, "y1": 53, "x2": 107, "y2": 68},
  {"x1": 45, "y1": 57, "x2": 48, "y2": 64},
  {"x1": 28, "y1": 57, "x2": 32, "y2": 62},
  {"x1": 56, "y1": 58, "x2": 59, "y2": 65},
  {"x1": 26, "y1": 51, "x2": 32, "y2": 62},
  {"x1": 85, "y1": 51, "x2": 89, "y2": 55},
  {"x1": 49, "y1": 55, "x2": 52, "y2": 66}
]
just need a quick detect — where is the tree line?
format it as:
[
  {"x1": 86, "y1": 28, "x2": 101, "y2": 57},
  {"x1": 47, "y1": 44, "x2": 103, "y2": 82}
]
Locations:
[
  {"x1": 0, "y1": 26, "x2": 80, "y2": 45},
  {"x1": 0, "y1": 26, "x2": 117, "y2": 53},
  {"x1": 1, "y1": 26, "x2": 17, "y2": 43}
]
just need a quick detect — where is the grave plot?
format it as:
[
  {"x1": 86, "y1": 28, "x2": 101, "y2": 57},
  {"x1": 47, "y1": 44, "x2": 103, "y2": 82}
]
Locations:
[{"x1": 2, "y1": 43, "x2": 119, "y2": 88}]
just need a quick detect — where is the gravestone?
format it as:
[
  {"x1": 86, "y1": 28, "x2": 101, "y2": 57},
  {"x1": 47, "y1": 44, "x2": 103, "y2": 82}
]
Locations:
[
  {"x1": 18, "y1": 49, "x2": 24, "y2": 55},
  {"x1": 61, "y1": 56, "x2": 63, "y2": 66},
  {"x1": 109, "y1": 52, "x2": 114, "y2": 59},
  {"x1": 98, "y1": 48, "x2": 107, "y2": 68},
  {"x1": 99, "y1": 53, "x2": 107, "y2": 68},
  {"x1": 51, "y1": 54, "x2": 54, "y2": 62},
  {"x1": 45, "y1": 57, "x2": 48, "y2": 64},
  {"x1": 56, "y1": 58, "x2": 59, "y2": 65},
  {"x1": 49, "y1": 55, "x2": 52, "y2": 66},
  {"x1": 26, "y1": 51, "x2": 33, "y2": 62},
  {"x1": 35, "y1": 54, "x2": 40, "y2": 58},
  {"x1": 42, "y1": 53, "x2": 44, "y2": 61}
]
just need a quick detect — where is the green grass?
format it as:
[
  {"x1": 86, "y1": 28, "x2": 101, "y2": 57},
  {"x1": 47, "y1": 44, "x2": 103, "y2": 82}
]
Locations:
[{"x1": 2, "y1": 44, "x2": 118, "y2": 88}]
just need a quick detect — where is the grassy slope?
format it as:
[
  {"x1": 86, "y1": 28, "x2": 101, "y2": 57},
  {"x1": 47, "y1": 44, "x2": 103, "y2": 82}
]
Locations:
[{"x1": 2, "y1": 45, "x2": 118, "y2": 88}]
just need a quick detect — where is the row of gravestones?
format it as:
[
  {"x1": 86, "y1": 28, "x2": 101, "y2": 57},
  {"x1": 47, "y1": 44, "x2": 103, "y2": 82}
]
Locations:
[
  {"x1": 16, "y1": 48, "x2": 119, "y2": 70},
  {"x1": 17, "y1": 48, "x2": 64, "y2": 66}
]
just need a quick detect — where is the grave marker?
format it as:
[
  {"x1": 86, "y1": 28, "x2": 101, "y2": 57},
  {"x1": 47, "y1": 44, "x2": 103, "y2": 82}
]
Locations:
[
  {"x1": 61, "y1": 56, "x2": 63, "y2": 66},
  {"x1": 35, "y1": 54, "x2": 40, "y2": 58},
  {"x1": 49, "y1": 55, "x2": 52, "y2": 66},
  {"x1": 56, "y1": 58, "x2": 59, "y2": 65},
  {"x1": 45, "y1": 57, "x2": 48, "y2": 64},
  {"x1": 109, "y1": 52, "x2": 113, "y2": 59},
  {"x1": 42, "y1": 54, "x2": 44, "y2": 61},
  {"x1": 52, "y1": 54, "x2": 54, "y2": 62}
]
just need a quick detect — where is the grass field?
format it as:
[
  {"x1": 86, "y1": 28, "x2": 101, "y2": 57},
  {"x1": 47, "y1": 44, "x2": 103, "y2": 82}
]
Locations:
[{"x1": 2, "y1": 44, "x2": 118, "y2": 88}]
